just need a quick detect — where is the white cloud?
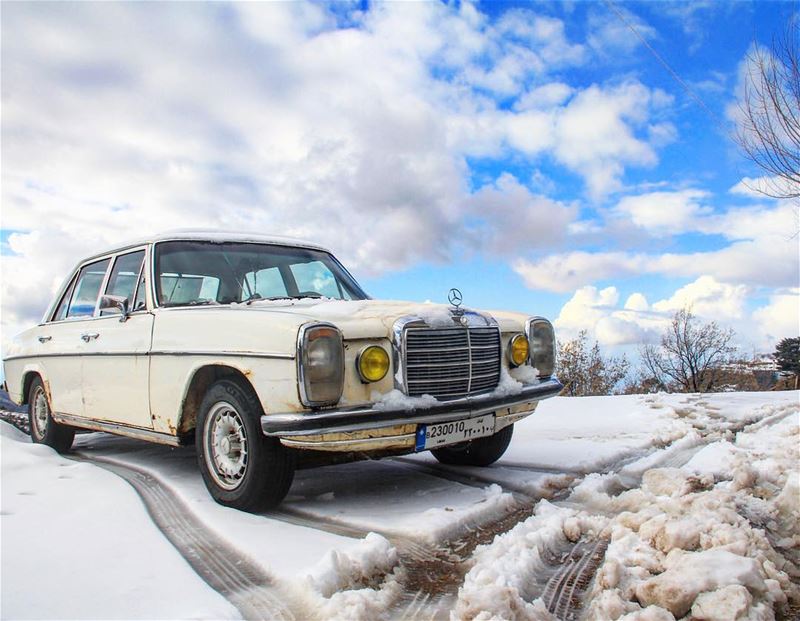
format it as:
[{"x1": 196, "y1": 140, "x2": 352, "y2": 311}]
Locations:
[
  {"x1": 654, "y1": 1, "x2": 717, "y2": 52},
  {"x1": 515, "y1": 82, "x2": 574, "y2": 111},
  {"x1": 466, "y1": 173, "x2": 577, "y2": 255},
  {"x1": 554, "y1": 276, "x2": 754, "y2": 347},
  {"x1": 586, "y1": 6, "x2": 657, "y2": 57},
  {"x1": 651, "y1": 276, "x2": 749, "y2": 320},
  {"x1": 550, "y1": 83, "x2": 673, "y2": 197},
  {"x1": 513, "y1": 200, "x2": 798, "y2": 293},
  {"x1": 752, "y1": 290, "x2": 800, "y2": 348},
  {"x1": 496, "y1": 12, "x2": 586, "y2": 68},
  {"x1": 554, "y1": 285, "x2": 662, "y2": 346},
  {"x1": 470, "y1": 80, "x2": 673, "y2": 196},
  {"x1": 555, "y1": 285, "x2": 620, "y2": 333},
  {"x1": 730, "y1": 176, "x2": 800, "y2": 200},
  {"x1": 614, "y1": 189, "x2": 711, "y2": 235},
  {"x1": 513, "y1": 252, "x2": 642, "y2": 293}
]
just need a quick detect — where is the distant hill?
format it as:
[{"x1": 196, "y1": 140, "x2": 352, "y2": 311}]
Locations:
[{"x1": 0, "y1": 390, "x2": 26, "y2": 413}]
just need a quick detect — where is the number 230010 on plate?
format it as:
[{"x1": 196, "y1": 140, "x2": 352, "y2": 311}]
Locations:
[{"x1": 415, "y1": 414, "x2": 496, "y2": 451}]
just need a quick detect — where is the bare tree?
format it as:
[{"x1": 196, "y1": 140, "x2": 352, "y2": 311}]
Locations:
[
  {"x1": 640, "y1": 309, "x2": 737, "y2": 393},
  {"x1": 735, "y1": 19, "x2": 800, "y2": 200},
  {"x1": 558, "y1": 331, "x2": 630, "y2": 396}
]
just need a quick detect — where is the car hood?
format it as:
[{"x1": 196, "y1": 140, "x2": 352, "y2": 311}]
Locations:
[{"x1": 243, "y1": 298, "x2": 527, "y2": 338}]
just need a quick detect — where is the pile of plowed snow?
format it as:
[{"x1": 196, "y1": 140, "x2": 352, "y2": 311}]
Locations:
[{"x1": 456, "y1": 399, "x2": 799, "y2": 620}]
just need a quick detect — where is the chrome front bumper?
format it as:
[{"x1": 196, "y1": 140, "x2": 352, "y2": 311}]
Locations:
[{"x1": 261, "y1": 377, "x2": 563, "y2": 438}]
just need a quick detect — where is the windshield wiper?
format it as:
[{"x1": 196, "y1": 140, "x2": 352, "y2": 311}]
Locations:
[
  {"x1": 247, "y1": 294, "x2": 324, "y2": 304},
  {"x1": 163, "y1": 299, "x2": 217, "y2": 307}
]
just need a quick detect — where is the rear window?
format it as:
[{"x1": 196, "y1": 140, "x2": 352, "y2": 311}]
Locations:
[{"x1": 66, "y1": 259, "x2": 111, "y2": 319}]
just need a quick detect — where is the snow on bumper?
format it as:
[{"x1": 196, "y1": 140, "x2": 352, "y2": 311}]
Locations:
[{"x1": 260, "y1": 377, "x2": 563, "y2": 451}]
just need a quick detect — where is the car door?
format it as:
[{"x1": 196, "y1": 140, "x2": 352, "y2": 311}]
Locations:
[
  {"x1": 80, "y1": 248, "x2": 154, "y2": 428},
  {"x1": 39, "y1": 258, "x2": 112, "y2": 417}
]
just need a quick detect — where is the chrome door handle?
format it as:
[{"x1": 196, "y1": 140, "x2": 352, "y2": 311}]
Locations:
[
  {"x1": 38, "y1": 336, "x2": 52, "y2": 343},
  {"x1": 80, "y1": 333, "x2": 99, "y2": 342}
]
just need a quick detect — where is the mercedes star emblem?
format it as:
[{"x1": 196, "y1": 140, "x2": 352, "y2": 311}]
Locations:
[{"x1": 448, "y1": 288, "x2": 463, "y2": 308}]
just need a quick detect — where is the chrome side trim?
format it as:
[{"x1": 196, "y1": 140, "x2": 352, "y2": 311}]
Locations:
[
  {"x1": 4, "y1": 352, "x2": 145, "y2": 361},
  {"x1": 262, "y1": 377, "x2": 563, "y2": 437},
  {"x1": 280, "y1": 432, "x2": 414, "y2": 450},
  {"x1": 3, "y1": 350, "x2": 294, "y2": 362},
  {"x1": 150, "y1": 350, "x2": 294, "y2": 360},
  {"x1": 51, "y1": 412, "x2": 181, "y2": 447}
]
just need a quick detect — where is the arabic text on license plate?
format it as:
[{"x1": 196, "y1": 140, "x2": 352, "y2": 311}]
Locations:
[{"x1": 415, "y1": 414, "x2": 496, "y2": 451}]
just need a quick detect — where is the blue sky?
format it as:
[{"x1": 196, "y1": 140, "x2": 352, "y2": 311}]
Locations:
[{"x1": 1, "y1": 1, "x2": 798, "y2": 357}]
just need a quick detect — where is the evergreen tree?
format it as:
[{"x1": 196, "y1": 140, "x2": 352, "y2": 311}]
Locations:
[{"x1": 773, "y1": 337, "x2": 800, "y2": 389}]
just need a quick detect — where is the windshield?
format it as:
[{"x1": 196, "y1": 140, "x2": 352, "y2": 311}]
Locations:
[{"x1": 154, "y1": 240, "x2": 368, "y2": 307}]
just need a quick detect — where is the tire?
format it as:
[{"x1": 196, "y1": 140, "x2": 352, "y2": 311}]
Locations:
[
  {"x1": 28, "y1": 377, "x2": 75, "y2": 453},
  {"x1": 196, "y1": 378, "x2": 295, "y2": 512},
  {"x1": 431, "y1": 423, "x2": 514, "y2": 467}
]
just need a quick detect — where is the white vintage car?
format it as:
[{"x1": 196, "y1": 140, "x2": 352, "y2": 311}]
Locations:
[{"x1": 3, "y1": 232, "x2": 562, "y2": 511}]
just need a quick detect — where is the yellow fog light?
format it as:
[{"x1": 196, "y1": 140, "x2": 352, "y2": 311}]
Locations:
[
  {"x1": 357, "y1": 345, "x2": 390, "y2": 382},
  {"x1": 508, "y1": 334, "x2": 529, "y2": 367}
]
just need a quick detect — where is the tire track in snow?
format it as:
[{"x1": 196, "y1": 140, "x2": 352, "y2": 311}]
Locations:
[
  {"x1": 71, "y1": 449, "x2": 485, "y2": 621},
  {"x1": 70, "y1": 452, "x2": 302, "y2": 621},
  {"x1": 542, "y1": 537, "x2": 609, "y2": 620},
  {"x1": 267, "y1": 505, "x2": 374, "y2": 540},
  {"x1": 387, "y1": 456, "x2": 575, "y2": 501}
]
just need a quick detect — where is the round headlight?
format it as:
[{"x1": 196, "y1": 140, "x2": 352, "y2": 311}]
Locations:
[
  {"x1": 508, "y1": 334, "x2": 529, "y2": 367},
  {"x1": 357, "y1": 345, "x2": 390, "y2": 382}
]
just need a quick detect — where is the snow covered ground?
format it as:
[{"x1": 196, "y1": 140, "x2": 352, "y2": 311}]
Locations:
[{"x1": 1, "y1": 390, "x2": 798, "y2": 620}]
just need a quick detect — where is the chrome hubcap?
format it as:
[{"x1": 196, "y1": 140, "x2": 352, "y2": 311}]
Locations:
[
  {"x1": 204, "y1": 401, "x2": 248, "y2": 491},
  {"x1": 32, "y1": 387, "x2": 49, "y2": 440}
]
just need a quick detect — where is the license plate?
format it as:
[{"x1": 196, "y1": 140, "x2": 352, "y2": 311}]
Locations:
[{"x1": 415, "y1": 414, "x2": 496, "y2": 451}]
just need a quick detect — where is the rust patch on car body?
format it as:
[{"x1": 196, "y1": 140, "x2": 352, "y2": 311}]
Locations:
[{"x1": 42, "y1": 378, "x2": 53, "y2": 405}]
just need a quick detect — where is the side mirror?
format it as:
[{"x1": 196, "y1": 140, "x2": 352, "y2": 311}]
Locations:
[{"x1": 100, "y1": 295, "x2": 130, "y2": 322}]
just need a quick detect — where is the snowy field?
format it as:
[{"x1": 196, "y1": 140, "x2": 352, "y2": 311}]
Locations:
[{"x1": 1, "y1": 391, "x2": 798, "y2": 620}]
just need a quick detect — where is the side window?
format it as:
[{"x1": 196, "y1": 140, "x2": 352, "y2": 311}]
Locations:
[
  {"x1": 52, "y1": 274, "x2": 78, "y2": 322},
  {"x1": 244, "y1": 267, "x2": 287, "y2": 300},
  {"x1": 290, "y1": 261, "x2": 345, "y2": 298},
  {"x1": 101, "y1": 251, "x2": 145, "y2": 316},
  {"x1": 67, "y1": 258, "x2": 111, "y2": 319},
  {"x1": 133, "y1": 273, "x2": 147, "y2": 311}
]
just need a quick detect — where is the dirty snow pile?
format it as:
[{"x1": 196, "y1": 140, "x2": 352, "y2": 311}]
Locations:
[
  {"x1": 455, "y1": 401, "x2": 799, "y2": 620},
  {"x1": 301, "y1": 532, "x2": 403, "y2": 620}
]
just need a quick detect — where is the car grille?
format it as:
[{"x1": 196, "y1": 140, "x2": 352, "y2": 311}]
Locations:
[{"x1": 404, "y1": 325, "x2": 501, "y2": 399}]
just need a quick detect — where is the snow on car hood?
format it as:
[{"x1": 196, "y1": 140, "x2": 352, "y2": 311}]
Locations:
[{"x1": 243, "y1": 298, "x2": 527, "y2": 339}]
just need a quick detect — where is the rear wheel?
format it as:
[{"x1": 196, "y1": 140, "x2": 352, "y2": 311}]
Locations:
[
  {"x1": 196, "y1": 378, "x2": 295, "y2": 512},
  {"x1": 28, "y1": 377, "x2": 75, "y2": 453},
  {"x1": 431, "y1": 424, "x2": 513, "y2": 467}
]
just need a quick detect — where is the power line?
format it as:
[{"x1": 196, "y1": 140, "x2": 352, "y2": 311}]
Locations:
[{"x1": 602, "y1": 0, "x2": 724, "y2": 127}]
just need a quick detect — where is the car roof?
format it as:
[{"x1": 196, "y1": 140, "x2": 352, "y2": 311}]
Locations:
[{"x1": 85, "y1": 229, "x2": 331, "y2": 261}]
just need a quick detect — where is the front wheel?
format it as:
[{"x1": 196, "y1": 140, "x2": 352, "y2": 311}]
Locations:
[
  {"x1": 196, "y1": 379, "x2": 295, "y2": 512},
  {"x1": 28, "y1": 377, "x2": 74, "y2": 453},
  {"x1": 431, "y1": 424, "x2": 513, "y2": 467}
]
